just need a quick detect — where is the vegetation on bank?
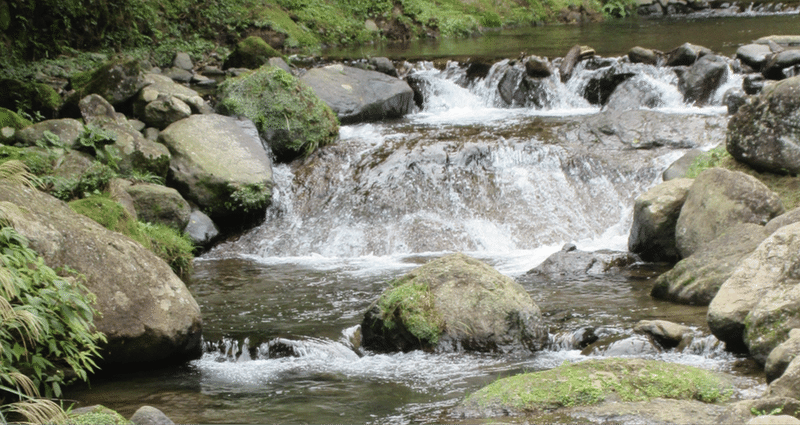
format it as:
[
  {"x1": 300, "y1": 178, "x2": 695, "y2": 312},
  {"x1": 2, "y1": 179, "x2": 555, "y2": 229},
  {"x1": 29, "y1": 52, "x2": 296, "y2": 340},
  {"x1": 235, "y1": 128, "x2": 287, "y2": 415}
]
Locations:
[
  {"x1": 0, "y1": 0, "x2": 616, "y2": 67},
  {"x1": 686, "y1": 146, "x2": 800, "y2": 210}
]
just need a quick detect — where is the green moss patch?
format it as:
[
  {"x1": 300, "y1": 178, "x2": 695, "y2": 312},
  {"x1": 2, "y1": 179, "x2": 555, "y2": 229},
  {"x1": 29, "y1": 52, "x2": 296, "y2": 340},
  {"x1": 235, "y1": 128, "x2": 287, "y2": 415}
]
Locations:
[
  {"x1": 67, "y1": 405, "x2": 131, "y2": 425},
  {"x1": 224, "y1": 35, "x2": 281, "y2": 69},
  {"x1": 0, "y1": 146, "x2": 54, "y2": 176},
  {"x1": 216, "y1": 65, "x2": 338, "y2": 161},
  {"x1": 0, "y1": 79, "x2": 61, "y2": 118},
  {"x1": 0, "y1": 107, "x2": 33, "y2": 129},
  {"x1": 377, "y1": 279, "x2": 445, "y2": 345},
  {"x1": 69, "y1": 194, "x2": 140, "y2": 236},
  {"x1": 464, "y1": 358, "x2": 733, "y2": 414}
]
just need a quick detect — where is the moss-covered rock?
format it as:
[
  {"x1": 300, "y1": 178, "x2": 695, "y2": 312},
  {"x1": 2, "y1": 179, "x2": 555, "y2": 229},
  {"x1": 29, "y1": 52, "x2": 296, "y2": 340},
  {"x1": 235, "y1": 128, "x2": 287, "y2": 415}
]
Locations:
[
  {"x1": 124, "y1": 182, "x2": 191, "y2": 230},
  {"x1": 0, "y1": 146, "x2": 54, "y2": 176},
  {"x1": 0, "y1": 106, "x2": 33, "y2": 130},
  {"x1": 0, "y1": 79, "x2": 61, "y2": 118},
  {"x1": 216, "y1": 65, "x2": 338, "y2": 162},
  {"x1": 223, "y1": 36, "x2": 281, "y2": 70},
  {"x1": 456, "y1": 358, "x2": 733, "y2": 419},
  {"x1": 67, "y1": 57, "x2": 145, "y2": 107},
  {"x1": 67, "y1": 404, "x2": 131, "y2": 425},
  {"x1": 361, "y1": 253, "x2": 548, "y2": 353}
]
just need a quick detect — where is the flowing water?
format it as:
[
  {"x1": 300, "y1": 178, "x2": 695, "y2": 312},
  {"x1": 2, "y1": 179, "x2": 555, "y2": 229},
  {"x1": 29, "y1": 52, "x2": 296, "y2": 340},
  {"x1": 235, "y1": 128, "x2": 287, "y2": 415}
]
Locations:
[{"x1": 63, "y1": 14, "x2": 800, "y2": 424}]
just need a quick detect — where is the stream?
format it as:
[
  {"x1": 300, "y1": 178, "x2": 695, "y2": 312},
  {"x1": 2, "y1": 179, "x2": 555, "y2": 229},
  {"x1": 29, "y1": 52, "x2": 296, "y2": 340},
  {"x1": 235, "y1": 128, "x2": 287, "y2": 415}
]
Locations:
[{"x1": 64, "y1": 13, "x2": 799, "y2": 424}]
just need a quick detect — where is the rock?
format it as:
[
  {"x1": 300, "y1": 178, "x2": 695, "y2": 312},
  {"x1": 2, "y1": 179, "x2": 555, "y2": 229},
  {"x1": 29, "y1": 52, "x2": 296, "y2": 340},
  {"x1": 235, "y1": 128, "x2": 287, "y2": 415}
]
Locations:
[
  {"x1": 749, "y1": 416, "x2": 800, "y2": 425},
  {"x1": 173, "y1": 52, "x2": 193, "y2": 71},
  {"x1": 678, "y1": 55, "x2": 728, "y2": 105},
  {"x1": 223, "y1": 36, "x2": 281, "y2": 69},
  {"x1": 763, "y1": 50, "x2": 800, "y2": 80},
  {"x1": 369, "y1": 57, "x2": 398, "y2": 77},
  {"x1": 724, "y1": 88, "x2": 747, "y2": 114},
  {"x1": 129, "y1": 119, "x2": 146, "y2": 132},
  {"x1": 0, "y1": 79, "x2": 61, "y2": 118},
  {"x1": 361, "y1": 253, "x2": 548, "y2": 353},
  {"x1": 628, "y1": 46, "x2": 658, "y2": 65},
  {"x1": 528, "y1": 244, "x2": 639, "y2": 276},
  {"x1": 130, "y1": 405, "x2": 175, "y2": 425},
  {"x1": 406, "y1": 73, "x2": 430, "y2": 109},
  {"x1": 737, "y1": 44, "x2": 773, "y2": 69},
  {"x1": 184, "y1": 209, "x2": 219, "y2": 247},
  {"x1": 79, "y1": 94, "x2": 126, "y2": 126},
  {"x1": 755, "y1": 35, "x2": 800, "y2": 47},
  {"x1": 15, "y1": 118, "x2": 84, "y2": 148},
  {"x1": 767, "y1": 353, "x2": 800, "y2": 401},
  {"x1": 666, "y1": 42, "x2": 713, "y2": 66},
  {"x1": 163, "y1": 67, "x2": 193, "y2": 84},
  {"x1": 652, "y1": 223, "x2": 769, "y2": 305},
  {"x1": 158, "y1": 114, "x2": 272, "y2": 229},
  {"x1": 765, "y1": 328, "x2": 800, "y2": 383},
  {"x1": 108, "y1": 178, "x2": 138, "y2": 220},
  {"x1": 524, "y1": 55, "x2": 553, "y2": 78},
  {"x1": 124, "y1": 182, "x2": 191, "y2": 229},
  {"x1": 766, "y1": 207, "x2": 800, "y2": 234},
  {"x1": 663, "y1": 149, "x2": 703, "y2": 181},
  {"x1": 135, "y1": 73, "x2": 211, "y2": 117},
  {"x1": 744, "y1": 74, "x2": 766, "y2": 95},
  {"x1": 583, "y1": 65, "x2": 636, "y2": 106},
  {"x1": 628, "y1": 178, "x2": 693, "y2": 263},
  {"x1": 101, "y1": 119, "x2": 172, "y2": 178},
  {"x1": 0, "y1": 184, "x2": 202, "y2": 367},
  {"x1": 709, "y1": 222, "x2": 800, "y2": 356},
  {"x1": 68, "y1": 405, "x2": 128, "y2": 425},
  {"x1": 634, "y1": 320, "x2": 694, "y2": 348},
  {"x1": 68, "y1": 57, "x2": 145, "y2": 107},
  {"x1": 675, "y1": 168, "x2": 784, "y2": 258},
  {"x1": 727, "y1": 76, "x2": 800, "y2": 174},
  {"x1": 456, "y1": 358, "x2": 732, "y2": 419},
  {"x1": 497, "y1": 62, "x2": 559, "y2": 108},
  {"x1": 717, "y1": 397, "x2": 800, "y2": 424},
  {"x1": 142, "y1": 96, "x2": 192, "y2": 130},
  {"x1": 217, "y1": 66, "x2": 339, "y2": 161},
  {"x1": 144, "y1": 127, "x2": 159, "y2": 141},
  {"x1": 268, "y1": 57, "x2": 292, "y2": 74},
  {"x1": 560, "y1": 44, "x2": 594, "y2": 83},
  {"x1": 603, "y1": 77, "x2": 663, "y2": 111},
  {"x1": 300, "y1": 64, "x2": 414, "y2": 124}
]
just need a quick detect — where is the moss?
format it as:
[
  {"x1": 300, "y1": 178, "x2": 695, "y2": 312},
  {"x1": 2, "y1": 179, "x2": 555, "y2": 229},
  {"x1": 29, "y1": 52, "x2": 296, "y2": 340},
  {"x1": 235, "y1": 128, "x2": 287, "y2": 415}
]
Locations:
[
  {"x1": 0, "y1": 79, "x2": 61, "y2": 118},
  {"x1": 224, "y1": 35, "x2": 281, "y2": 69},
  {"x1": 376, "y1": 278, "x2": 445, "y2": 345},
  {"x1": 66, "y1": 405, "x2": 131, "y2": 425},
  {"x1": 465, "y1": 358, "x2": 733, "y2": 413},
  {"x1": 0, "y1": 107, "x2": 33, "y2": 129},
  {"x1": 67, "y1": 57, "x2": 142, "y2": 105},
  {"x1": 69, "y1": 194, "x2": 140, "y2": 237},
  {"x1": 216, "y1": 65, "x2": 338, "y2": 161}
]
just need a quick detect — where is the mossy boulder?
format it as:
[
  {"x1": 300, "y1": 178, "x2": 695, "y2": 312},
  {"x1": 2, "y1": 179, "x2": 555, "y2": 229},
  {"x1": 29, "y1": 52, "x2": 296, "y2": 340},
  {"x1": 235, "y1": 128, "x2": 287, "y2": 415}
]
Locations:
[
  {"x1": 15, "y1": 118, "x2": 84, "y2": 148},
  {"x1": 223, "y1": 36, "x2": 281, "y2": 70},
  {"x1": 628, "y1": 178, "x2": 693, "y2": 263},
  {"x1": 765, "y1": 328, "x2": 800, "y2": 384},
  {"x1": 361, "y1": 253, "x2": 548, "y2": 353},
  {"x1": 456, "y1": 358, "x2": 733, "y2": 419},
  {"x1": 67, "y1": 57, "x2": 145, "y2": 107},
  {"x1": 0, "y1": 79, "x2": 61, "y2": 118},
  {"x1": 0, "y1": 106, "x2": 33, "y2": 130},
  {"x1": 158, "y1": 114, "x2": 272, "y2": 230},
  {"x1": 676, "y1": 168, "x2": 784, "y2": 258},
  {"x1": 67, "y1": 405, "x2": 130, "y2": 425},
  {"x1": 727, "y1": 76, "x2": 800, "y2": 175},
  {"x1": 216, "y1": 66, "x2": 338, "y2": 162}
]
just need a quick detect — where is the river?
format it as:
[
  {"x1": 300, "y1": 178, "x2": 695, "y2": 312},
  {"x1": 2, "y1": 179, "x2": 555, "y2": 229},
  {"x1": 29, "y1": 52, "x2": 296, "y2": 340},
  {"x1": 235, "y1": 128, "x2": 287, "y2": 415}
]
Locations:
[{"x1": 65, "y1": 13, "x2": 797, "y2": 424}]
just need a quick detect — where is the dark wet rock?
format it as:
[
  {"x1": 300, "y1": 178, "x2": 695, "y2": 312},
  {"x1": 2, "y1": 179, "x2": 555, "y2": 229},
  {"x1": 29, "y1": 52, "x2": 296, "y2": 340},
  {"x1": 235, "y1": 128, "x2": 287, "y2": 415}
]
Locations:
[
  {"x1": 465, "y1": 61, "x2": 493, "y2": 81},
  {"x1": 15, "y1": 118, "x2": 84, "y2": 148},
  {"x1": 628, "y1": 178, "x2": 693, "y2": 263},
  {"x1": 223, "y1": 36, "x2": 281, "y2": 70},
  {"x1": 217, "y1": 66, "x2": 338, "y2": 161},
  {"x1": 666, "y1": 43, "x2": 713, "y2": 67},
  {"x1": 524, "y1": 55, "x2": 553, "y2": 78},
  {"x1": 124, "y1": 182, "x2": 192, "y2": 230},
  {"x1": 675, "y1": 168, "x2": 784, "y2": 258},
  {"x1": 496, "y1": 62, "x2": 558, "y2": 108},
  {"x1": 678, "y1": 54, "x2": 728, "y2": 105},
  {"x1": 709, "y1": 222, "x2": 800, "y2": 358},
  {"x1": 163, "y1": 67, "x2": 193, "y2": 84},
  {"x1": 737, "y1": 44, "x2": 773, "y2": 69},
  {"x1": 158, "y1": 114, "x2": 272, "y2": 229},
  {"x1": 717, "y1": 397, "x2": 800, "y2": 424},
  {"x1": 724, "y1": 87, "x2": 747, "y2": 114},
  {"x1": 662, "y1": 149, "x2": 703, "y2": 181},
  {"x1": 652, "y1": 223, "x2": 769, "y2": 306},
  {"x1": 764, "y1": 50, "x2": 800, "y2": 80},
  {"x1": 528, "y1": 243, "x2": 639, "y2": 277},
  {"x1": 634, "y1": 320, "x2": 694, "y2": 348},
  {"x1": 130, "y1": 405, "x2": 175, "y2": 425},
  {"x1": 0, "y1": 184, "x2": 202, "y2": 367},
  {"x1": 728, "y1": 76, "x2": 800, "y2": 175},
  {"x1": 603, "y1": 77, "x2": 663, "y2": 111},
  {"x1": 628, "y1": 46, "x2": 658, "y2": 65},
  {"x1": 362, "y1": 253, "x2": 548, "y2": 353},
  {"x1": 456, "y1": 358, "x2": 732, "y2": 419},
  {"x1": 765, "y1": 328, "x2": 800, "y2": 384},
  {"x1": 0, "y1": 79, "x2": 61, "y2": 119},
  {"x1": 369, "y1": 57, "x2": 398, "y2": 77},
  {"x1": 583, "y1": 65, "x2": 635, "y2": 106},
  {"x1": 300, "y1": 64, "x2": 414, "y2": 124},
  {"x1": 560, "y1": 45, "x2": 595, "y2": 83},
  {"x1": 406, "y1": 73, "x2": 429, "y2": 109},
  {"x1": 184, "y1": 209, "x2": 219, "y2": 248}
]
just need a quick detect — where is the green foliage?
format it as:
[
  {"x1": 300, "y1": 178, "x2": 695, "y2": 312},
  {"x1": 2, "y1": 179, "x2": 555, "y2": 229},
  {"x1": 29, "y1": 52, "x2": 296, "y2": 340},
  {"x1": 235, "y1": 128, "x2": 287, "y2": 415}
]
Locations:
[
  {"x1": 376, "y1": 278, "x2": 444, "y2": 345},
  {"x1": 43, "y1": 161, "x2": 116, "y2": 202},
  {"x1": 751, "y1": 406, "x2": 784, "y2": 416},
  {"x1": 75, "y1": 125, "x2": 119, "y2": 170},
  {"x1": 601, "y1": 0, "x2": 635, "y2": 18},
  {"x1": 0, "y1": 79, "x2": 61, "y2": 119},
  {"x1": 68, "y1": 194, "x2": 138, "y2": 237},
  {"x1": 136, "y1": 222, "x2": 194, "y2": 278},
  {"x1": 0, "y1": 147, "x2": 54, "y2": 177},
  {"x1": 226, "y1": 183, "x2": 270, "y2": 213},
  {"x1": 216, "y1": 65, "x2": 338, "y2": 161},
  {"x1": 123, "y1": 170, "x2": 165, "y2": 185}
]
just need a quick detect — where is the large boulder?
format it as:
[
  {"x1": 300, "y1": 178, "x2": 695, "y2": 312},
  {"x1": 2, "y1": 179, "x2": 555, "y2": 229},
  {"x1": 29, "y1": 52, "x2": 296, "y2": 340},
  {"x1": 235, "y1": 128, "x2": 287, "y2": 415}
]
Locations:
[
  {"x1": 737, "y1": 44, "x2": 773, "y2": 70},
  {"x1": 0, "y1": 184, "x2": 202, "y2": 367},
  {"x1": 603, "y1": 77, "x2": 664, "y2": 111},
  {"x1": 628, "y1": 178, "x2": 693, "y2": 263},
  {"x1": 651, "y1": 223, "x2": 769, "y2": 305},
  {"x1": 678, "y1": 55, "x2": 728, "y2": 106},
  {"x1": 361, "y1": 253, "x2": 548, "y2": 353},
  {"x1": 727, "y1": 76, "x2": 800, "y2": 175},
  {"x1": 527, "y1": 244, "x2": 638, "y2": 277},
  {"x1": 300, "y1": 64, "x2": 414, "y2": 124},
  {"x1": 709, "y1": 222, "x2": 800, "y2": 355},
  {"x1": 763, "y1": 50, "x2": 800, "y2": 80},
  {"x1": 67, "y1": 57, "x2": 145, "y2": 107},
  {"x1": 675, "y1": 168, "x2": 784, "y2": 258},
  {"x1": 216, "y1": 66, "x2": 339, "y2": 162},
  {"x1": 158, "y1": 114, "x2": 272, "y2": 229}
]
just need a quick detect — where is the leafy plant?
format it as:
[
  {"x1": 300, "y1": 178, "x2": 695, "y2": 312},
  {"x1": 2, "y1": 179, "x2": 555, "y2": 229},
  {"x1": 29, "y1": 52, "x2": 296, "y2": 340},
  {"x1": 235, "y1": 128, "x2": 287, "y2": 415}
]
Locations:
[
  {"x1": 751, "y1": 406, "x2": 783, "y2": 416},
  {"x1": 75, "y1": 125, "x2": 119, "y2": 170},
  {"x1": 601, "y1": 0, "x2": 634, "y2": 17}
]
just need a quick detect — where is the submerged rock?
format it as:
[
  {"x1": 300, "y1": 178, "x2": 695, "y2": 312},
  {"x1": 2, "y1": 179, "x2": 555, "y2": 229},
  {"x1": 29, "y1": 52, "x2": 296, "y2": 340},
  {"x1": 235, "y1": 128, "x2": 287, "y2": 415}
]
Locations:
[{"x1": 361, "y1": 253, "x2": 548, "y2": 353}]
